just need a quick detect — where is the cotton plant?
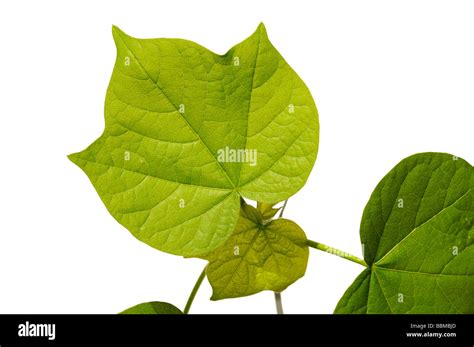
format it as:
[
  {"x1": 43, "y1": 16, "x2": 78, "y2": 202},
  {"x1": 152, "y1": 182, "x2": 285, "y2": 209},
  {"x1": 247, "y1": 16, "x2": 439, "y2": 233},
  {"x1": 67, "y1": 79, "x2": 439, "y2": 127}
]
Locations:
[{"x1": 69, "y1": 24, "x2": 474, "y2": 314}]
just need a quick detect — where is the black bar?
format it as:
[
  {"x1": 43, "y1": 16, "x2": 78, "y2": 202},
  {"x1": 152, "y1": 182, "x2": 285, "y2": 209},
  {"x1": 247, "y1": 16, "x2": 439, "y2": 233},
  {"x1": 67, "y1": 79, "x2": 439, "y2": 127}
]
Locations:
[{"x1": 0, "y1": 314, "x2": 472, "y2": 346}]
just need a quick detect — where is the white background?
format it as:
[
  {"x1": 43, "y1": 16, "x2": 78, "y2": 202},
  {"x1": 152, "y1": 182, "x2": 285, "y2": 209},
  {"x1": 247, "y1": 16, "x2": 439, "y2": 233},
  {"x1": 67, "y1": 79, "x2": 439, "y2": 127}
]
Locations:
[{"x1": 0, "y1": 0, "x2": 472, "y2": 314}]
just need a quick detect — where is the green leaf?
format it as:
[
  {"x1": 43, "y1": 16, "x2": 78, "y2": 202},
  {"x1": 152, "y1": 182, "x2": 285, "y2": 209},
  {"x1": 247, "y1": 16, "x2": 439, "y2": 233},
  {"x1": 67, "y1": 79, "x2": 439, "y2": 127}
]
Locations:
[
  {"x1": 120, "y1": 301, "x2": 183, "y2": 314},
  {"x1": 68, "y1": 24, "x2": 319, "y2": 257},
  {"x1": 335, "y1": 153, "x2": 474, "y2": 313},
  {"x1": 202, "y1": 204, "x2": 309, "y2": 300},
  {"x1": 257, "y1": 201, "x2": 281, "y2": 220}
]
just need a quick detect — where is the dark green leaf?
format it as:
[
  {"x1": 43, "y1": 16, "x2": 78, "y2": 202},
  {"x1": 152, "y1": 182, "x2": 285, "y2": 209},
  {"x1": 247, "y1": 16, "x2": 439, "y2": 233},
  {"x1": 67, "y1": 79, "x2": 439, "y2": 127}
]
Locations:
[
  {"x1": 336, "y1": 153, "x2": 474, "y2": 313},
  {"x1": 120, "y1": 301, "x2": 182, "y2": 314}
]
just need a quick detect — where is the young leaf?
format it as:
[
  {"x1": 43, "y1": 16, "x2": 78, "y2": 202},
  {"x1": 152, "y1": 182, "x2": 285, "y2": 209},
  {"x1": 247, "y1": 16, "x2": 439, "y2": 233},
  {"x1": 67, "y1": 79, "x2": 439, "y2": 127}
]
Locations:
[
  {"x1": 335, "y1": 153, "x2": 474, "y2": 313},
  {"x1": 257, "y1": 201, "x2": 281, "y2": 220},
  {"x1": 120, "y1": 301, "x2": 183, "y2": 314},
  {"x1": 68, "y1": 24, "x2": 319, "y2": 257},
  {"x1": 201, "y1": 204, "x2": 309, "y2": 300}
]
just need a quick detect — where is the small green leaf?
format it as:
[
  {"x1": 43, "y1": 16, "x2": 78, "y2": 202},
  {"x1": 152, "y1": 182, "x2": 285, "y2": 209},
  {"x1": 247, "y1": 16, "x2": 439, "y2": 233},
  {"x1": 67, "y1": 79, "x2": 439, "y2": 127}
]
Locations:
[
  {"x1": 257, "y1": 201, "x2": 281, "y2": 220},
  {"x1": 69, "y1": 24, "x2": 319, "y2": 257},
  {"x1": 120, "y1": 301, "x2": 183, "y2": 314},
  {"x1": 336, "y1": 153, "x2": 474, "y2": 313},
  {"x1": 202, "y1": 204, "x2": 309, "y2": 300}
]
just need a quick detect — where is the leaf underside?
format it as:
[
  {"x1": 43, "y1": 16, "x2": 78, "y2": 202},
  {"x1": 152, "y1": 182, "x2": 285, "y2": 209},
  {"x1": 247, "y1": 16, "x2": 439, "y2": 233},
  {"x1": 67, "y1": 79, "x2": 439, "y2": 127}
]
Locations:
[
  {"x1": 69, "y1": 24, "x2": 319, "y2": 256},
  {"x1": 202, "y1": 204, "x2": 309, "y2": 300},
  {"x1": 336, "y1": 153, "x2": 474, "y2": 313},
  {"x1": 119, "y1": 301, "x2": 183, "y2": 314}
]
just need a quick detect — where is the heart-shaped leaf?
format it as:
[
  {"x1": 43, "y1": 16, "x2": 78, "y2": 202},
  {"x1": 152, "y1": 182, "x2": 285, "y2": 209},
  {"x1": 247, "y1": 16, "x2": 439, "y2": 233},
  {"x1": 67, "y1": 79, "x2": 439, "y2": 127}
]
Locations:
[
  {"x1": 120, "y1": 301, "x2": 183, "y2": 314},
  {"x1": 69, "y1": 24, "x2": 319, "y2": 256},
  {"x1": 201, "y1": 203, "x2": 309, "y2": 300},
  {"x1": 335, "y1": 153, "x2": 474, "y2": 313}
]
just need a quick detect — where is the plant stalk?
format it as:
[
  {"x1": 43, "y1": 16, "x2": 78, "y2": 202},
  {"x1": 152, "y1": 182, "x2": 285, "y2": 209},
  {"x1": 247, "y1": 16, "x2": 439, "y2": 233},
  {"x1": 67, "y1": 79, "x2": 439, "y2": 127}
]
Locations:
[
  {"x1": 183, "y1": 266, "x2": 207, "y2": 314},
  {"x1": 274, "y1": 292, "x2": 284, "y2": 314},
  {"x1": 307, "y1": 240, "x2": 367, "y2": 267},
  {"x1": 272, "y1": 199, "x2": 289, "y2": 314},
  {"x1": 278, "y1": 199, "x2": 288, "y2": 218}
]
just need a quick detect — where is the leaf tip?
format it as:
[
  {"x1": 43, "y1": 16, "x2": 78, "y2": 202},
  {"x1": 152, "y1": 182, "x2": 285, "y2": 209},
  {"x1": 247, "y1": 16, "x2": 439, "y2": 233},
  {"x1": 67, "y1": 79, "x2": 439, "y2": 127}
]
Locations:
[
  {"x1": 257, "y1": 22, "x2": 268, "y2": 37},
  {"x1": 111, "y1": 25, "x2": 126, "y2": 41},
  {"x1": 67, "y1": 152, "x2": 77, "y2": 163},
  {"x1": 67, "y1": 152, "x2": 83, "y2": 167},
  {"x1": 209, "y1": 287, "x2": 223, "y2": 301}
]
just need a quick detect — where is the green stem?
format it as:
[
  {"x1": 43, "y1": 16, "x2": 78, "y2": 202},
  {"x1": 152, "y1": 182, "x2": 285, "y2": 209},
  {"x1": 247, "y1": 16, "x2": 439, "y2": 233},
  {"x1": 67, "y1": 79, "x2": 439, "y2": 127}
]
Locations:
[
  {"x1": 278, "y1": 199, "x2": 288, "y2": 218},
  {"x1": 273, "y1": 199, "x2": 289, "y2": 314},
  {"x1": 274, "y1": 292, "x2": 284, "y2": 314},
  {"x1": 183, "y1": 266, "x2": 207, "y2": 314},
  {"x1": 307, "y1": 240, "x2": 367, "y2": 267}
]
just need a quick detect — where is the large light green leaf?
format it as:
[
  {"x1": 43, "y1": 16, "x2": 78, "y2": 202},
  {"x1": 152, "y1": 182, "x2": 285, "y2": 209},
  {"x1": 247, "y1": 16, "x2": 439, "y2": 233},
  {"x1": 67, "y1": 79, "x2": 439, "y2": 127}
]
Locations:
[
  {"x1": 202, "y1": 203, "x2": 309, "y2": 300},
  {"x1": 120, "y1": 301, "x2": 183, "y2": 314},
  {"x1": 68, "y1": 24, "x2": 319, "y2": 256},
  {"x1": 336, "y1": 153, "x2": 474, "y2": 313}
]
